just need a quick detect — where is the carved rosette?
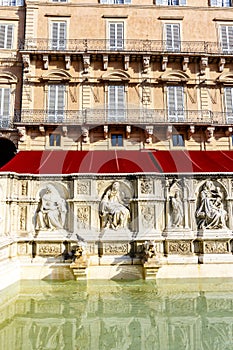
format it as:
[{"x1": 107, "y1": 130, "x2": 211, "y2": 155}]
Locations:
[
  {"x1": 77, "y1": 181, "x2": 90, "y2": 195},
  {"x1": 140, "y1": 179, "x2": 153, "y2": 194}
]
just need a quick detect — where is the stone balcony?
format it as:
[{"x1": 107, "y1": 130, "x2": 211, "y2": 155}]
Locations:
[{"x1": 13, "y1": 109, "x2": 233, "y2": 127}]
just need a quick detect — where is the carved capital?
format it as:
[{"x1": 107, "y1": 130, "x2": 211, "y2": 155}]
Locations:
[
  {"x1": 218, "y1": 57, "x2": 225, "y2": 72},
  {"x1": 187, "y1": 125, "x2": 195, "y2": 140},
  {"x1": 182, "y1": 57, "x2": 189, "y2": 72},
  {"x1": 104, "y1": 125, "x2": 108, "y2": 139},
  {"x1": 124, "y1": 55, "x2": 130, "y2": 71},
  {"x1": 200, "y1": 57, "x2": 208, "y2": 75},
  {"x1": 166, "y1": 125, "x2": 173, "y2": 139},
  {"x1": 17, "y1": 127, "x2": 26, "y2": 142},
  {"x1": 39, "y1": 125, "x2": 45, "y2": 135},
  {"x1": 103, "y1": 55, "x2": 108, "y2": 70},
  {"x1": 126, "y1": 125, "x2": 131, "y2": 139},
  {"x1": 83, "y1": 54, "x2": 90, "y2": 74},
  {"x1": 43, "y1": 55, "x2": 49, "y2": 70},
  {"x1": 225, "y1": 127, "x2": 233, "y2": 137},
  {"x1": 81, "y1": 127, "x2": 90, "y2": 143},
  {"x1": 22, "y1": 54, "x2": 30, "y2": 73},
  {"x1": 162, "y1": 56, "x2": 168, "y2": 71},
  {"x1": 145, "y1": 125, "x2": 153, "y2": 144},
  {"x1": 205, "y1": 126, "x2": 215, "y2": 142},
  {"x1": 65, "y1": 55, "x2": 71, "y2": 70},
  {"x1": 143, "y1": 55, "x2": 150, "y2": 73}
]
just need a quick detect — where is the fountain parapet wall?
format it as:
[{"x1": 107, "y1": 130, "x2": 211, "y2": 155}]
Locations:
[{"x1": 0, "y1": 173, "x2": 232, "y2": 284}]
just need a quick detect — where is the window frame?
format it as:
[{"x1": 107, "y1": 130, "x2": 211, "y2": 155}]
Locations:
[
  {"x1": 108, "y1": 21, "x2": 124, "y2": 50},
  {"x1": 111, "y1": 133, "x2": 124, "y2": 147},
  {"x1": 0, "y1": 87, "x2": 11, "y2": 128},
  {"x1": 0, "y1": 23, "x2": 14, "y2": 49},
  {"x1": 49, "y1": 133, "x2": 62, "y2": 147},
  {"x1": 47, "y1": 84, "x2": 66, "y2": 123},
  {"x1": 219, "y1": 24, "x2": 233, "y2": 54},
  {"x1": 164, "y1": 23, "x2": 181, "y2": 52},
  {"x1": 210, "y1": 0, "x2": 232, "y2": 7},
  {"x1": 156, "y1": 0, "x2": 186, "y2": 5},
  {"x1": 167, "y1": 85, "x2": 185, "y2": 122},
  {"x1": 107, "y1": 84, "x2": 126, "y2": 121},
  {"x1": 171, "y1": 133, "x2": 185, "y2": 148},
  {"x1": 49, "y1": 20, "x2": 67, "y2": 51}
]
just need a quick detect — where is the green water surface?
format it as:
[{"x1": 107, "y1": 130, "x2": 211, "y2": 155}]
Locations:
[{"x1": 1, "y1": 278, "x2": 233, "y2": 350}]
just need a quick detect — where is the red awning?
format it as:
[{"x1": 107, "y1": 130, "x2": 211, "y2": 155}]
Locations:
[{"x1": 0, "y1": 150, "x2": 233, "y2": 175}]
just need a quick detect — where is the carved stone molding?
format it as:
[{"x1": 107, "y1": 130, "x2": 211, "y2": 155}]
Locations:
[
  {"x1": 167, "y1": 241, "x2": 192, "y2": 255},
  {"x1": 37, "y1": 243, "x2": 63, "y2": 256},
  {"x1": 77, "y1": 206, "x2": 90, "y2": 230},
  {"x1": 140, "y1": 179, "x2": 153, "y2": 194},
  {"x1": 83, "y1": 55, "x2": 90, "y2": 74},
  {"x1": 17, "y1": 127, "x2": 26, "y2": 142},
  {"x1": 77, "y1": 181, "x2": 90, "y2": 195},
  {"x1": 143, "y1": 55, "x2": 150, "y2": 73},
  {"x1": 43, "y1": 55, "x2": 49, "y2": 70}
]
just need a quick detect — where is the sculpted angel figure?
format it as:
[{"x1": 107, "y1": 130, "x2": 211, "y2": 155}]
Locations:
[
  {"x1": 99, "y1": 182, "x2": 130, "y2": 230},
  {"x1": 35, "y1": 185, "x2": 67, "y2": 231}
]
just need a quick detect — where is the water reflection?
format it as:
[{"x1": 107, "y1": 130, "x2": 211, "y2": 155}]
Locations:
[{"x1": 1, "y1": 279, "x2": 233, "y2": 350}]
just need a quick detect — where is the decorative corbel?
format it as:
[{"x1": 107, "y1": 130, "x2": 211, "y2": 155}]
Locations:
[
  {"x1": 205, "y1": 126, "x2": 215, "y2": 142},
  {"x1": 200, "y1": 57, "x2": 208, "y2": 75},
  {"x1": 143, "y1": 55, "x2": 150, "y2": 74},
  {"x1": 124, "y1": 55, "x2": 130, "y2": 71},
  {"x1": 81, "y1": 127, "x2": 90, "y2": 143},
  {"x1": 166, "y1": 125, "x2": 173, "y2": 139},
  {"x1": 39, "y1": 125, "x2": 45, "y2": 135},
  {"x1": 103, "y1": 55, "x2": 108, "y2": 70},
  {"x1": 145, "y1": 125, "x2": 154, "y2": 144},
  {"x1": 218, "y1": 57, "x2": 225, "y2": 72},
  {"x1": 65, "y1": 55, "x2": 71, "y2": 70},
  {"x1": 22, "y1": 54, "x2": 30, "y2": 73},
  {"x1": 161, "y1": 56, "x2": 168, "y2": 71},
  {"x1": 126, "y1": 125, "x2": 131, "y2": 139},
  {"x1": 62, "y1": 126, "x2": 68, "y2": 137},
  {"x1": 83, "y1": 54, "x2": 90, "y2": 74},
  {"x1": 104, "y1": 125, "x2": 108, "y2": 139},
  {"x1": 225, "y1": 126, "x2": 233, "y2": 137},
  {"x1": 43, "y1": 55, "x2": 49, "y2": 70},
  {"x1": 17, "y1": 127, "x2": 26, "y2": 142},
  {"x1": 187, "y1": 125, "x2": 195, "y2": 140},
  {"x1": 182, "y1": 57, "x2": 189, "y2": 72}
]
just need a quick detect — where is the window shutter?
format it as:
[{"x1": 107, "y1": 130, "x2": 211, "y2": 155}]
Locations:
[
  {"x1": 0, "y1": 25, "x2": 6, "y2": 48},
  {"x1": 0, "y1": 24, "x2": 13, "y2": 49},
  {"x1": 108, "y1": 85, "x2": 125, "y2": 120},
  {"x1": 6, "y1": 25, "x2": 13, "y2": 49},
  {"x1": 165, "y1": 24, "x2": 180, "y2": 51},
  {"x1": 124, "y1": 0, "x2": 131, "y2": 4},
  {"x1": 225, "y1": 87, "x2": 233, "y2": 122},
  {"x1": 48, "y1": 85, "x2": 65, "y2": 122},
  {"x1": 167, "y1": 86, "x2": 184, "y2": 121},
  {"x1": 0, "y1": 88, "x2": 10, "y2": 127},
  {"x1": 51, "y1": 22, "x2": 66, "y2": 50},
  {"x1": 179, "y1": 0, "x2": 186, "y2": 4},
  {"x1": 221, "y1": 26, "x2": 233, "y2": 52},
  {"x1": 109, "y1": 22, "x2": 123, "y2": 50}
]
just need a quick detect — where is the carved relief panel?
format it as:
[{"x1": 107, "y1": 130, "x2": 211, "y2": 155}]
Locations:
[{"x1": 196, "y1": 180, "x2": 228, "y2": 230}]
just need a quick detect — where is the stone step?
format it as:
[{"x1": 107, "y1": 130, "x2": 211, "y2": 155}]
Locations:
[{"x1": 87, "y1": 265, "x2": 143, "y2": 280}]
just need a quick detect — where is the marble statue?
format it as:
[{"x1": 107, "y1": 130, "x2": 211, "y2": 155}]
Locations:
[
  {"x1": 35, "y1": 185, "x2": 67, "y2": 231},
  {"x1": 196, "y1": 181, "x2": 227, "y2": 229},
  {"x1": 171, "y1": 191, "x2": 183, "y2": 227},
  {"x1": 99, "y1": 182, "x2": 130, "y2": 230}
]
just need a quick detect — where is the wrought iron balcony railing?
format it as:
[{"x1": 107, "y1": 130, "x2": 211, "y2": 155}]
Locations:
[
  {"x1": 14, "y1": 109, "x2": 233, "y2": 126},
  {"x1": 19, "y1": 38, "x2": 229, "y2": 56}
]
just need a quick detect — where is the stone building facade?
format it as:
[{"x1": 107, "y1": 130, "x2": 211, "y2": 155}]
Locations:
[{"x1": 1, "y1": 0, "x2": 233, "y2": 282}]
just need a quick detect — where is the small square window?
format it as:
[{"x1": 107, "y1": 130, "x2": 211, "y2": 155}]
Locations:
[
  {"x1": 49, "y1": 134, "x2": 61, "y2": 147},
  {"x1": 111, "y1": 134, "x2": 123, "y2": 147},
  {"x1": 172, "y1": 134, "x2": 185, "y2": 147}
]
